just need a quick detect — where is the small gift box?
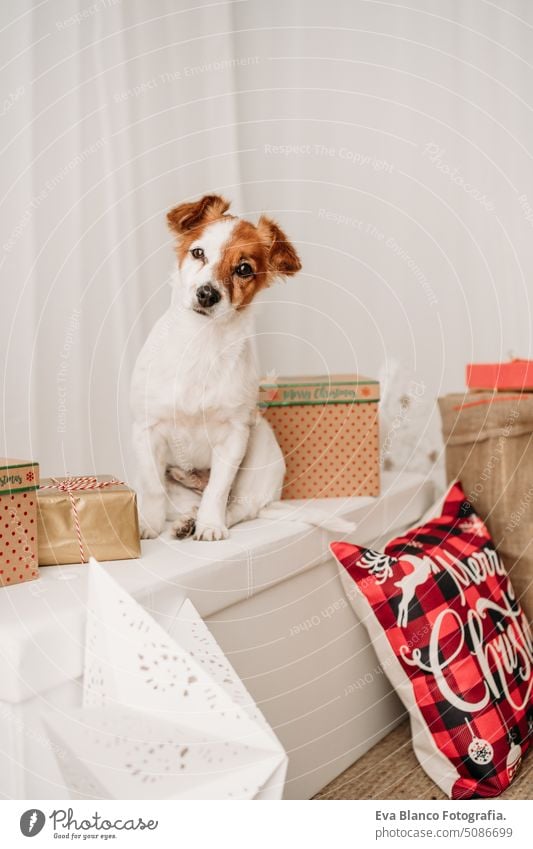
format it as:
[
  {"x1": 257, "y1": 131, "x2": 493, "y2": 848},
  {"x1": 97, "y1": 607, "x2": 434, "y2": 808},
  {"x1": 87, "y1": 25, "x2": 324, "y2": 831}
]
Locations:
[
  {"x1": 0, "y1": 458, "x2": 40, "y2": 587},
  {"x1": 466, "y1": 359, "x2": 533, "y2": 391},
  {"x1": 37, "y1": 475, "x2": 141, "y2": 566},
  {"x1": 259, "y1": 374, "x2": 380, "y2": 499}
]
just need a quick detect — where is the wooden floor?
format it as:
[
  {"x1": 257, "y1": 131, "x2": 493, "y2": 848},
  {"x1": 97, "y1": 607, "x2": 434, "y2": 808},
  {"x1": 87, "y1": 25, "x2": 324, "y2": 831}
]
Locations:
[{"x1": 314, "y1": 720, "x2": 533, "y2": 800}]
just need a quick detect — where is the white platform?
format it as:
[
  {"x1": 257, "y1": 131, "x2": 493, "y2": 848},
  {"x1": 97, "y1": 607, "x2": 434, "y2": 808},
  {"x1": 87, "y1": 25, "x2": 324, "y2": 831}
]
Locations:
[{"x1": 0, "y1": 472, "x2": 435, "y2": 799}]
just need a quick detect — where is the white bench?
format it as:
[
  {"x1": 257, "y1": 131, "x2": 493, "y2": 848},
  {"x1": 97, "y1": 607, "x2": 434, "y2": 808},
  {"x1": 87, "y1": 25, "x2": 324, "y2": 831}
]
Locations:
[{"x1": 0, "y1": 472, "x2": 434, "y2": 800}]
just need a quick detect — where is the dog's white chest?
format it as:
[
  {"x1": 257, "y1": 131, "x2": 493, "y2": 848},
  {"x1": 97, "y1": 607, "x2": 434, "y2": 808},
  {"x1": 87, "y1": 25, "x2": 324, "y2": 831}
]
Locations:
[
  {"x1": 162, "y1": 416, "x2": 232, "y2": 470},
  {"x1": 131, "y1": 308, "x2": 257, "y2": 471}
]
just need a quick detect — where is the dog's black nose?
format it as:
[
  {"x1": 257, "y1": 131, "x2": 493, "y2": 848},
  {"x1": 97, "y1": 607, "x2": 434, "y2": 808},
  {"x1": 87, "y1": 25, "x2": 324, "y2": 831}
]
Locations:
[{"x1": 196, "y1": 284, "x2": 221, "y2": 309}]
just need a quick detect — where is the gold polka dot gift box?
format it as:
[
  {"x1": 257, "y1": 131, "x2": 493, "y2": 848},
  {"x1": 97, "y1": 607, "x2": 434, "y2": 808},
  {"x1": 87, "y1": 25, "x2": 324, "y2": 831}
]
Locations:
[
  {"x1": 259, "y1": 374, "x2": 380, "y2": 499},
  {"x1": 0, "y1": 458, "x2": 40, "y2": 588}
]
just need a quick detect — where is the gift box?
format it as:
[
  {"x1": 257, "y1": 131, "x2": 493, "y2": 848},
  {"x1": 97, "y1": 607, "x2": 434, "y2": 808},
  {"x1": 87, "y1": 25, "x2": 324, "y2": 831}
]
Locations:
[
  {"x1": 0, "y1": 458, "x2": 40, "y2": 587},
  {"x1": 466, "y1": 359, "x2": 533, "y2": 391},
  {"x1": 37, "y1": 475, "x2": 141, "y2": 566},
  {"x1": 259, "y1": 374, "x2": 380, "y2": 499},
  {"x1": 439, "y1": 393, "x2": 533, "y2": 621}
]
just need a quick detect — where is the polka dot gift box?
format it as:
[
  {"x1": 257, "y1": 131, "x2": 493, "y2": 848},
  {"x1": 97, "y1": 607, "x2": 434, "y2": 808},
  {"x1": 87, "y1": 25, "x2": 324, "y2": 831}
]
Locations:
[
  {"x1": 0, "y1": 458, "x2": 40, "y2": 588},
  {"x1": 259, "y1": 374, "x2": 380, "y2": 499}
]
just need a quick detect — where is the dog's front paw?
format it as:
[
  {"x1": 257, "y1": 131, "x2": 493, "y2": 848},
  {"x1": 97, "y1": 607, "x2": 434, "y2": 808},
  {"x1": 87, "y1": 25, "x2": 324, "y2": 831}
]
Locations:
[
  {"x1": 171, "y1": 514, "x2": 196, "y2": 540},
  {"x1": 193, "y1": 522, "x2": 229, "y2": 542}
]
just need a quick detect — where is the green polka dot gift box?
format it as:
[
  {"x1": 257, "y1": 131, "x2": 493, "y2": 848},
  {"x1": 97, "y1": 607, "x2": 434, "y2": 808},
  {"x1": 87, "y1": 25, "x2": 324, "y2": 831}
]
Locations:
[
  {"x1": 258, "y1": 374, "x2": 380, "y2": 499},
  {"x1": 0, "y1": 458, "x2": 40, "y2": 588}
]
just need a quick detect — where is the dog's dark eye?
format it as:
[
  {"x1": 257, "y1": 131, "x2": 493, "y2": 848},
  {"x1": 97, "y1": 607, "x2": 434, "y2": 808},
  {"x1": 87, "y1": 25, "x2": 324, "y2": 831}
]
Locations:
[
  {"x1": 191, "y1": 247, "x2": 204, "y2": 260},
  {"x1": 235, "y1": 262, "x2": 253, "y2": 278}
]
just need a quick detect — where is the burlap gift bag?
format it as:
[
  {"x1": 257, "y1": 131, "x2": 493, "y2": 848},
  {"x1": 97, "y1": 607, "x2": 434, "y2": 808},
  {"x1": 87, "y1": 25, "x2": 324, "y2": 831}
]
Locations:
[{"x1": 439, "y1": 392, "x2": 533, "y2": 620}]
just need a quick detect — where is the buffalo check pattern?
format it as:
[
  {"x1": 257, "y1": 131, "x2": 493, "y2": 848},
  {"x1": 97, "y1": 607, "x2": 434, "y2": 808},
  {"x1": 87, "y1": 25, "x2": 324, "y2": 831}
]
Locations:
[{"x1": 331, "y1": 482, "x2": 533, "y2": 799}]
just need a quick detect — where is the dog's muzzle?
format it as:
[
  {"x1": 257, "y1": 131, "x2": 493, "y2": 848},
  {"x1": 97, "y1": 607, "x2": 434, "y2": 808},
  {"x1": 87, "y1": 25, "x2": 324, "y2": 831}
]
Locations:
[{"x1": 196, "y1": 284, "x2": 221, "y2": 309}]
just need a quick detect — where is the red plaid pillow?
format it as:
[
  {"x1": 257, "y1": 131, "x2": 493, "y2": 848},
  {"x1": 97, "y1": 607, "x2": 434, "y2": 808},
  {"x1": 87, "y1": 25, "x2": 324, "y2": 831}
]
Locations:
[{"x1": 331, "y1": 482, "x2": 533, "y2": 799}]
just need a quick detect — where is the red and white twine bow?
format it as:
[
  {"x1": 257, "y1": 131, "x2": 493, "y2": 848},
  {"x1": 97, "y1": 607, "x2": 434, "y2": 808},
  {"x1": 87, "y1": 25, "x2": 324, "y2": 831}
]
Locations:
[{"x1": 40, "y1": 476, "x2": 125, "y2": 564}]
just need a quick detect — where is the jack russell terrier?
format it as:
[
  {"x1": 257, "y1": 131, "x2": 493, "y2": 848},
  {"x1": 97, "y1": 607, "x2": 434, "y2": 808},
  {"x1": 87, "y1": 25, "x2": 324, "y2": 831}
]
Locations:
[{"x1": 131, "y1": 194, "x2": 354, "y2": 541}]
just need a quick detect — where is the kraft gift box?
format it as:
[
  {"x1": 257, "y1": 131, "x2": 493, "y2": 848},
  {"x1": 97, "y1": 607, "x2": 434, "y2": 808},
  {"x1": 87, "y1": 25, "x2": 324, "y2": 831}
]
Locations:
[
  {"x1": 37, "y1": 475, "x2": 141, "y2": 566},
  {"x1": 259, "y1": 374, "x2": 380, "y2": 499},
  {"x1": 0, "y1": 458, "x2": 40, "y2": 587},
  {"x1": 439, "y1": 392, "x2": 533, "y2": 621}
]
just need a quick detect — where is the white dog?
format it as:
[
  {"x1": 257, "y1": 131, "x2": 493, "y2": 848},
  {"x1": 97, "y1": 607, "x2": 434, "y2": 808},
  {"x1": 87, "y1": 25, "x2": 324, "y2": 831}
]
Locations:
[{"x1": 131, "y1": 194, "x2": 354, "y2": 541}]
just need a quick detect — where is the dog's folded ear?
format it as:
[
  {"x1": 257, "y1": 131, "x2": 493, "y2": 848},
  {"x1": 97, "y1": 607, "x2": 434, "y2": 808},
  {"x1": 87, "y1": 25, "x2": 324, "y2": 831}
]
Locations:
[
  {"x1": 167, "y1": 194, "x2": 231, "y2": 235},
  {"x1": 258, "y1": 216, "x2": 302, "y2": 277}
]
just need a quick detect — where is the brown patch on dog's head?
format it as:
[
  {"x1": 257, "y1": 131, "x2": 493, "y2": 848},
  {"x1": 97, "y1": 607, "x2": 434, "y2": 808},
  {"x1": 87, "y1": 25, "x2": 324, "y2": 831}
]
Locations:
[
  {"x1": 167, "y1": 194, "x2": 231, "y2": 234},
  {"x1": 257, "y1": 216, "x2": 302, "y2": 278},
  {"x1": 214, "y1": 220, "x2": 269, "y2": 309},
  {"x1": 167, "y1": 194, "x2": 233, "y2": 262},
  {"x1": 214, "y1": 216, "x2": 302, "y2": 309}
]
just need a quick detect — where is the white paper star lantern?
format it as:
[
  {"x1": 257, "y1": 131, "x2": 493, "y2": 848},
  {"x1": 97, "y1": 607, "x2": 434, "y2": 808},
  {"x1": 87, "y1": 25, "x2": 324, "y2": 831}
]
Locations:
[{"x1": 44, "y1": 560, "x2": 287, "y2": 799}]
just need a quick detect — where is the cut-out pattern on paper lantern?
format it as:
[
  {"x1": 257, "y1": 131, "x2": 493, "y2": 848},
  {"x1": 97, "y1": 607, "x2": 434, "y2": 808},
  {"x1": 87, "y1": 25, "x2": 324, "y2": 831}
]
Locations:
[{"x1": 44, "y1": 560, "x2": 287, "y2": 799}]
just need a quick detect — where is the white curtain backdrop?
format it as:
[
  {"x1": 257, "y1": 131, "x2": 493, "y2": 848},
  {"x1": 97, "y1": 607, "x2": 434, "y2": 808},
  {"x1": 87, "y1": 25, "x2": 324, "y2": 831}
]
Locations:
[{"x1": 2, "y1": 0, "x2": 533, "y2": 479}]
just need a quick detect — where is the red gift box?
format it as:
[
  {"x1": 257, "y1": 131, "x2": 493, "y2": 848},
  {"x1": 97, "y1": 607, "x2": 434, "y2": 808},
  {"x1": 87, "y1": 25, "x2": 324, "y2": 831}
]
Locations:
[{"x1": 466, "y1": 359, "x2": 533, "y2": 391}]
